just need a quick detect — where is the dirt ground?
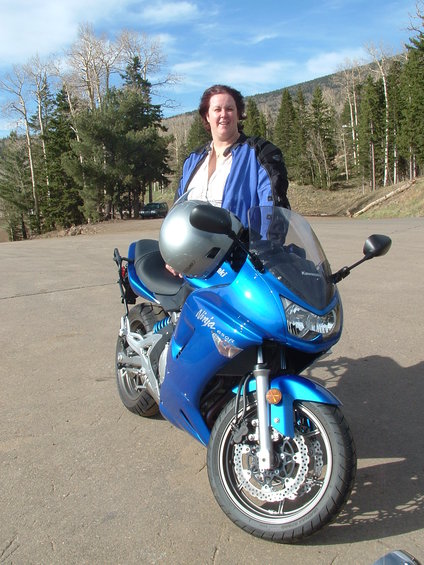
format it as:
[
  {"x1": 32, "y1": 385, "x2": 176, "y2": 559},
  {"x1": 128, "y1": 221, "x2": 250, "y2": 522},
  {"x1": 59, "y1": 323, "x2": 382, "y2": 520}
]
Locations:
[{"x1": 1, "y1": 215, "x2": 424, "y2": 564}]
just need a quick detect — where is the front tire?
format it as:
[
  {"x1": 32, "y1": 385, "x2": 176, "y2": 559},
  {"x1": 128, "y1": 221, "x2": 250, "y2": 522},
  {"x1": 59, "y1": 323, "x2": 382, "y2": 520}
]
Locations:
[
  {"x1": 207, "y1": 395, "x2": 356, "y2": 542},
  {"x1": 115, "y1": 304, "x2": 163, "y2": 417}
]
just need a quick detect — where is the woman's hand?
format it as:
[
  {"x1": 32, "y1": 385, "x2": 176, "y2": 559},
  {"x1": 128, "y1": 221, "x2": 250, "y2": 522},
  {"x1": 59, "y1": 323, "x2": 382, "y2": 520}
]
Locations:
[{"x1": 165, "y1": 264, "x2": 182, "y2": 278}]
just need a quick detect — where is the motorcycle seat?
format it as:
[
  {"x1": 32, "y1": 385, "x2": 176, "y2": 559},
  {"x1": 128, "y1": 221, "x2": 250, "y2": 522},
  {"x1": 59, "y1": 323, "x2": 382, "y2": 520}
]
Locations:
[{"x1": 134, "y1": 239, "x2": 183, "y2": 295}]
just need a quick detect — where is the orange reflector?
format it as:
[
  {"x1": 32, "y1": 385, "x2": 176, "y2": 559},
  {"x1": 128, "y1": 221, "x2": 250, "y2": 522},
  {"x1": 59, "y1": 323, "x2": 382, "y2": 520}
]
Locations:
[{"x1": 266, "y1": 388, "x2": 282, "y2": 405}]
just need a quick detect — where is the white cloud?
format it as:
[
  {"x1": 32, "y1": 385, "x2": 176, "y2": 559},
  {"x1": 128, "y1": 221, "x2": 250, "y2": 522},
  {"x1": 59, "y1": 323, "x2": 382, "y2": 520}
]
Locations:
[
  {"x1": 250, "y1": 32, "x2": 279, "y2": 45},
  {"x1": 0, "y1": 0, "x2": 122, "y2": 63},
  {"x1": 153, "y1": 33, "x2": 176, "y2": 48},
  {"x1": 141, "y1": 2, "x2": 200, "y2": 25},
  {"x1": 0, "y1": 2, "x2": 72, "y2": 61},
  {"x1": 170, "y1": 59, "x2": 297, "y2": 98},
  {"x1": 173, "y1": 60, "x2": 205, "y2": 74},
  {"x1": 306, "y1": 47, "x2": 368, "y2": 77},
  {"x1": 219, "y1": 61, "x2": 295, "y2": 92},
  {"x1": 0, "y1": 0, "x2": 161, "y2": 64},
  {"x1": 0, "y1": 0, "x2": 201, "y2": 67}
]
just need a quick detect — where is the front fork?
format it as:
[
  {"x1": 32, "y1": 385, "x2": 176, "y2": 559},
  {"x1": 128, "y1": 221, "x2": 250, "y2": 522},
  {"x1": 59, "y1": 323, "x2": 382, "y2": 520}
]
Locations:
[
  {"x1": 254, "y1": 364, "x2": 273, "y2": 471},
  {"x1": 254, "y1": 346, "x2": 274, "y2": 472}
]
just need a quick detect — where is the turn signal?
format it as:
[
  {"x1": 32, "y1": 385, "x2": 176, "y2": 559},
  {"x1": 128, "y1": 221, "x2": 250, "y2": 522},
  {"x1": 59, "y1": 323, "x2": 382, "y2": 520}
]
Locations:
[{"x1": 266, "y1": 388, "x2": 282, "y2": 405}]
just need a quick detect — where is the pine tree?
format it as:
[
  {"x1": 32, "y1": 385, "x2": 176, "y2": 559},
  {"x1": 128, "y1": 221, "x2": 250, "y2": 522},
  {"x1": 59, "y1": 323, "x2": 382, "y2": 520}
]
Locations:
[
  {"x1": 118, "y1": 59, "x2": 171, "y2": 213},
  {"x1": 386, "y1": 59, "x2": 405, "y2": 183},
  {"x1": 64, "y1": 58, "x2": 171, "y2": 220},
  {"x1": 43, "y1": 88, "x2": 84, "y2": 228},
  {"x1": 292, "y1": 88, "x2": 313, "y2": 185},
  {"x1": 0, "y1": 65, "x2": 40, "y2": 232},
  {"x1": 185, "y1": 114, "x2": 211, "y2": 156},
  {"x1": 244, "y1": 99, "x2": 266, "y2": 137},
  {"x1": 308, "y1": 87, "x2": 337, "y2": 188},
  {"x1": 358, "y1": 76, "x2": 385, "y2": 190},
  {"x1": 400, "y1": 10, "x2": 424, "y2": 176},
  {"x1": 273, "y1": 90, "x2": 296, "y2": 178},
  {"x1": 0, "y1": 133, "x2": 32, "y2": 239},
  {"x1": 64, "y1": 106, "x2": 110, "y2": 221}
]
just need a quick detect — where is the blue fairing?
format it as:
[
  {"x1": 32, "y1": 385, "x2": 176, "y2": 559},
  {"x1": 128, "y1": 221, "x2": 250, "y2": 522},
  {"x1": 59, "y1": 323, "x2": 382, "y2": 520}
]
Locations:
[
  {"x1": 159, "y1": 268, "x2": 266, "y2": 445},
  {"x1": 158, "y1": 256, "x2": 341, "y2": 445},
  {"x1": 185, "y1": 259, "x2": 238, "y2": 289}
]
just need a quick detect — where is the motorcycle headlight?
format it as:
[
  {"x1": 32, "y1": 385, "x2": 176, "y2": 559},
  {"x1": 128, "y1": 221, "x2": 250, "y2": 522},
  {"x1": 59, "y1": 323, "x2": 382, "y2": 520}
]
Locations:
[{"x1": 281, "y1": 297, "x2": 340, "y2": 340}]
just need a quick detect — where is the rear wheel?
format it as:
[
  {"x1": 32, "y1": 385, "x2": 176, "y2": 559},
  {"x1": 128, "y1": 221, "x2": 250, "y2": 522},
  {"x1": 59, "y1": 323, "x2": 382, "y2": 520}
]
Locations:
[
  {"x1": 115, "y1": 304, "x2": 162, "y2": 417},
  {"x1": 207, "y1": 395, "x2": 356, "y2": 542}
]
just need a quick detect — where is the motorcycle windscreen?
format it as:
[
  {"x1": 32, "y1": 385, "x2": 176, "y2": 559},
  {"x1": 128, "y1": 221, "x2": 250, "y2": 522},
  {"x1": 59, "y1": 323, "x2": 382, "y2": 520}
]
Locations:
[{"x1": 248, "y1": 207, "x2": 334, "y2": 311}]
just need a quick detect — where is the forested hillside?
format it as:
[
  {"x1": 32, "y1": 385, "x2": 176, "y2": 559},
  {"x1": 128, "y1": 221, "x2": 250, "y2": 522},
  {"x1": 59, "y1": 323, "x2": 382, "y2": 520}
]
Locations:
[
  {"x1": 1, "y1": 6, "x2": 424, "y2": 241},
  {"x1": 165, "y1": 49, "x2": 421, "y2": 195}
]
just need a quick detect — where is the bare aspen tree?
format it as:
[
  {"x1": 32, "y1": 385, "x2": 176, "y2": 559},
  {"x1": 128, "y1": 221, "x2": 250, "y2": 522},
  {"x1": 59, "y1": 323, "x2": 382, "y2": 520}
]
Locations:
[
  {"x1": 62, "y1": 79, "x2": 84, "y2": 160},
  {"x1": 408, "y1": 0, "x2": 424, "y2": 33},
  {"x1": 67, "y1": 23, "x2": 101, "y2": 109},
  {"x1": 370, "y1": 121, "x2": 376, "y2": 192},
  {"x1": 96, "y1": 33, "x2": 123, "y2": 93},
  {"x1": 341, "y1": 124, "x2": 349, "y2": 181},
  {"x1": 119, "y1": 30, "x2": 181, "y2": 96},
  {"x1": 51, "y1": 58, "x2": 88, "y2": 194},
  {"x1": 25, "y1": 55, "x2": 51, "y2": 195},
  {"x1": 119, "y1": 30, "x2": 164, "y2": 81},
  {"x1": 336, "y1": 59, "x2": 364, "y2": 169},
  {"x1": 64, "y1": 25, "x2": 179, "y2": 111},
  {"x1": 86, "y1": 29, "x2": 125, "y2": 107},
  {"x1": 366, "y1": 43, "x2": 392, "y2": 187},
  {"x1": 0, "y1": 65, "x2": 39, "y2": 231},
  {"x1": 393, "y1": 127, "x2": 399, "y2": 184},
  {"x1": 65, "y1": 25, "x2": 124, "y2": 217},
  {"x1": 51, "y1": 59, "x2": 84, "y2": 137}
]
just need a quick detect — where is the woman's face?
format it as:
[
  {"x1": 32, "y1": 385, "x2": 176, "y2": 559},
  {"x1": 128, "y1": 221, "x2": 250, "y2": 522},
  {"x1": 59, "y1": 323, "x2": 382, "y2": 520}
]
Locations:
[{"x1": 206, "y1": 93, "x2": 239, "y2": 143}]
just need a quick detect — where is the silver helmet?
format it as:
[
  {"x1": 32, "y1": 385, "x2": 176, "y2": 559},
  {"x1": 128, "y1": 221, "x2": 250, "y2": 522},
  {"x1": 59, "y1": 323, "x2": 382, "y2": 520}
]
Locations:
[{"x1": 159, "y1": 197, "x2": 243, "y2": 279}]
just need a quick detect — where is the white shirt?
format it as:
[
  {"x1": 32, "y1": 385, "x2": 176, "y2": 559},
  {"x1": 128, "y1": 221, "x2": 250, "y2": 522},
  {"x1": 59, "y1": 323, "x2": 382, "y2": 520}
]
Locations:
[{"x1": 187, "y1": 145, "x2": 232, "y2": 207}]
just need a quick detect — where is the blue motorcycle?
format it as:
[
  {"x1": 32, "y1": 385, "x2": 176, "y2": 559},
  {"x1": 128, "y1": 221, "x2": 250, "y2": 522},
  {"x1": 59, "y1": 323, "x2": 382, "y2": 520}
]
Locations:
[{"x1": 113, "y1": 194, "x2": 391, "y2": 542}]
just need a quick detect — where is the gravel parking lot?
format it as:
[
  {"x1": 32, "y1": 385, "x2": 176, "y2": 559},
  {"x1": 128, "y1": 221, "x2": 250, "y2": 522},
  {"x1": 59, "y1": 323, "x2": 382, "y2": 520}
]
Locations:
[{"x1": 1, "y1": 216, "x2": 423, "y2": 565}]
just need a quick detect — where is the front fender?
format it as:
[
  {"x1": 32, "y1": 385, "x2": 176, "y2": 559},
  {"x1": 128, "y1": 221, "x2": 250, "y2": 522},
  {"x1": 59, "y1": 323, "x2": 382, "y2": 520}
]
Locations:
[{"x1": 234, "y1": 374, "x2": 340, "y2": 438}]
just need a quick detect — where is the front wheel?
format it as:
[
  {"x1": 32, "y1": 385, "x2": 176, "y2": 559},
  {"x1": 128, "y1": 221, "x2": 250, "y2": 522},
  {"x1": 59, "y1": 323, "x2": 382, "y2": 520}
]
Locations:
[{"x1": 207, "y1": 395, "x2": 356, "y2": 542}]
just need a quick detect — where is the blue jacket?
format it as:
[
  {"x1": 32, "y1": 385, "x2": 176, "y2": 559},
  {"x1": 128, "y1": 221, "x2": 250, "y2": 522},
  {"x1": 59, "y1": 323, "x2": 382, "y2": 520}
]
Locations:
[{"x1": 176, "y1": 133, "x2": 290, "y2": 226}]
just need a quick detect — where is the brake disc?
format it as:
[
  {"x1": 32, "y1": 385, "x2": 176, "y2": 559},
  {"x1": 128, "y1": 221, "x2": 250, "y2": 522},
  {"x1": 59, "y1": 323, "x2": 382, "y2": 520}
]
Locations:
[{"x1": 233, "y1": 433, "x2": 310, "y2": 502}]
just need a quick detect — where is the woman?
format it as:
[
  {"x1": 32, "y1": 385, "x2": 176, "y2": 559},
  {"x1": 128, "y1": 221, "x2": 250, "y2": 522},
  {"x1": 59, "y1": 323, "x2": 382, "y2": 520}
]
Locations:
[{"x1": 175, "y1": 84, "x2": 290, "y2": 227}]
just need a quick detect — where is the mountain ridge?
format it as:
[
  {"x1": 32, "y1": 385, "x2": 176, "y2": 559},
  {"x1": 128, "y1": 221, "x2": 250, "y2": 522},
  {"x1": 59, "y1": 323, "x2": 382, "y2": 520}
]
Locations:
[{"x1": 162, "y1": 58, "x2": 394, "y2": 141}]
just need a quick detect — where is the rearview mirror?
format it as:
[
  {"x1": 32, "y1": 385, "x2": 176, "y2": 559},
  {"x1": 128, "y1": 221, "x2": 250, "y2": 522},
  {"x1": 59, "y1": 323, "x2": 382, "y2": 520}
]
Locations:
[
  {"x1": 363, "y1": 234, "x2": 392, "y2": 259},
  {"x1": 189, "y1": 204, "x2": 233, "y2": 235}
]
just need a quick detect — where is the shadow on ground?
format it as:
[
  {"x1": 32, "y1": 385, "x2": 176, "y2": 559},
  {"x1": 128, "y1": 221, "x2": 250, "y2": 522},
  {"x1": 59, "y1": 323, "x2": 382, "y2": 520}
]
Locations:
[{"x1": 302, "y1": 354, "x2": 424, "y2": 545}]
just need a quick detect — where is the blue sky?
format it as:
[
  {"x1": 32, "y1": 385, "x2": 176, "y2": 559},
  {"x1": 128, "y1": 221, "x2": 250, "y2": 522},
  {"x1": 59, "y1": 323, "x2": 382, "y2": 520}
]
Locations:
[{"x1": 0, "y1": 0, "x2": 419, "y2": 136}]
